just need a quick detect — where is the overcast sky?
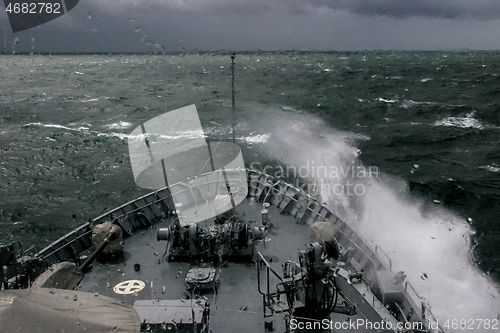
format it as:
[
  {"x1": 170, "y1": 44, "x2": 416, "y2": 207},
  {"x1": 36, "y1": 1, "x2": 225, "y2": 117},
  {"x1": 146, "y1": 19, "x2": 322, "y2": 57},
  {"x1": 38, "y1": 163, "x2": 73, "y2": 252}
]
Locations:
[{"x1": 2, "y1": 0, "x2": 500, "y2": 52}]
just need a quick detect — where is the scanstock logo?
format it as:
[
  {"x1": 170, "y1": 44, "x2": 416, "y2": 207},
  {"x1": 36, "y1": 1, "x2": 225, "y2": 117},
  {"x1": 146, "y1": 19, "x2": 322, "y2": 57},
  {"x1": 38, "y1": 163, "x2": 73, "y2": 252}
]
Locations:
[
  {"x1": 128, "y1": 105, "x2": 248, "y2": 226},
  {"x1": 4, "y1": 0, "x2": 79, "y2": 33}
]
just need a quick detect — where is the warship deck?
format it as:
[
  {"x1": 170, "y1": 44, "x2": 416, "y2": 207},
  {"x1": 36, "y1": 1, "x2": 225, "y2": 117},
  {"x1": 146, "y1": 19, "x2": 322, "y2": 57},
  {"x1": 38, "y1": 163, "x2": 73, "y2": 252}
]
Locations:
[
  {"x1": 21, "y1": 169, "x2": 439, "y2": 332},
  {"x1": 77, "y1": 196, "x2": 370, "y2": 332}
]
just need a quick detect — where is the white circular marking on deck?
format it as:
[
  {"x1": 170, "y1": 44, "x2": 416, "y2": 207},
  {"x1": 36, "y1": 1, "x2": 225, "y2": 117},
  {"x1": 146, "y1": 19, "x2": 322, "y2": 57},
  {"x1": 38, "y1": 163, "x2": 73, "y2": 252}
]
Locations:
[{"x1": 113, "y1": 280, "x2": 145, "y2": 295}]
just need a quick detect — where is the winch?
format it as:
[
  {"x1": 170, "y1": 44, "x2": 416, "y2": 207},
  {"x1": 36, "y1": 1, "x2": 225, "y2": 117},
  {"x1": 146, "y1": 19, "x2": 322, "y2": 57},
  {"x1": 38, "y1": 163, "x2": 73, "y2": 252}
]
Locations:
[{"x1": 185, "y1": 267, "x2": 218, "y2": 291}]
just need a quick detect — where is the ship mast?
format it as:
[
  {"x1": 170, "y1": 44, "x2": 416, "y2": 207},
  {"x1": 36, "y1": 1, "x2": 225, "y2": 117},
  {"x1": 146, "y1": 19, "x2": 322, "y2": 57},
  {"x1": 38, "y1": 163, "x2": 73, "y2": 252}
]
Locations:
[
  {"x1": 231, "y1": 52, "x2": 236, "y2": 144},
  {"x1": 227, "y1": 52, "x2": 237, "y2": 211}
]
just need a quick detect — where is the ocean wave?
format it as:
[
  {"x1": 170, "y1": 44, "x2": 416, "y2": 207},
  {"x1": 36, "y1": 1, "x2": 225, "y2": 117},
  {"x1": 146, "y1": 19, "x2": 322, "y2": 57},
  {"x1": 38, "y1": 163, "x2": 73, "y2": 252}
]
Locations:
[
  {"x1": 245, "y1": 133, "x2": 270, "y2": 144},
  {"x1": 479, "y1": 164, "x2": 500, "y2": 173},
  {"x1": 433, "y1": 113, "x2": 487, "y2": 130},
  {"x1": 23, "y1": 122, "x2": 133, "y2": 141},
  {"x1": 376, "y1": 97, "x2": 398, "y2": 103},
  {"x1": 104, "y1": 121, "x2": 132, "y2": 130},
  {"x1": 400, "y1": 99, "x2": 437, "y2": 109},
  {"x1": 102, "y1": 132, "x2": 133, "y2": 140},
  {"x1": 79, "y1": 98, "x2": 99, "y2": 103},
  {"x1": 23, "y1": 122, "x2": 90, "y2": 132}
]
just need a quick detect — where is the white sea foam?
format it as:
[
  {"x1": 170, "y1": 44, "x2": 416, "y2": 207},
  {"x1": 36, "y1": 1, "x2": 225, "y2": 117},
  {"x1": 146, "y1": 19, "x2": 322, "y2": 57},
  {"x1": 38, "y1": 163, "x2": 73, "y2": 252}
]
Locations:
[
  {"x1": 245, "y1": 133, "x2": 270, "y2": 144},
  {"x1": 433, "y1": 113, "x2": 487, "y2": 130},
  {"x1": 79, "y1": 98, "x2": 99, "y2": 103},
  {"x1": 240, "y1": 104, "x2": 500, "y2": 328},
  {"x1": 358, "y1": 179, "x2": 500, "y2": 324},
  {"x1": 400, "y1": 99, "x2": 437, "y2": 109},
  {"x1": 479, "y1": 164, "x2": 500, "y2": 173},
  {"x1": 376, "y1": 97, "x2": 398, "y2": 103},
  {"x1": 24, "y1": 122, "x2": 90, "y2": 132},
  {"x1": 23, "y1": 122, "x2": 135, "y2": 141},
  {"x1": 104, "y1": 121, "x2": 132, "y2": 129}
]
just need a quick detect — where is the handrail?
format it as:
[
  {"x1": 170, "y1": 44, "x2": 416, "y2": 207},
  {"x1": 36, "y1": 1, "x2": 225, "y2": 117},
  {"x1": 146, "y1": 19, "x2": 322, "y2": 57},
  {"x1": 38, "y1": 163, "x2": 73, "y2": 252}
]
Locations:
[
  {"x1": 92, "y1": 193, "x2": 172, "y2": 225},
  {"x1": 375, "y1": 245, "x2": 392, "y2": 271},
  {"x1": 252, "y1": 176, "x2": 327, "y2": 219},
  {"x1": 257, "y1": 251, "x2": 283, "y2": 282},
  {"x1": 38, "y1": 228, "x2": 93, "y2": 261},
  {"x1": 405, "y1": 281, "x2": 422, "y2": 302},
  {"x1": 334, "y1": 227, "x2": 379, "y2": 271},
  {"x1": 92, "y1": 168, "x2": 245, "y2": 225},
  {"x1": 394, "y1": 302, "x2": 410, "y2": 324},
  {"x1": 90, "y1": 168, "x2": 323, "y2": 237}
]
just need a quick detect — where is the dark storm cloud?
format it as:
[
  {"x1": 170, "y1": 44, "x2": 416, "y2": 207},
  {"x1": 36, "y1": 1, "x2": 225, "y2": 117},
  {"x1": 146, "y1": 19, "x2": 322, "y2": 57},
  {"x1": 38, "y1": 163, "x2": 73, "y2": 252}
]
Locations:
[
  {"x1": 3, "y1": 0, "x2": 500, "y2": 52},
  {"x1": 94, "y1": 0, "x2": 316, "y2": 17},
  {"x1": 154, "y1": 0, "x2": 500, "y2": 19},
  {"x1": 310, "y1": 0, "x2": 500, "y2": 19},
  {"x1": 89, "y1": 0, "x2": 500, "y2": 20}
]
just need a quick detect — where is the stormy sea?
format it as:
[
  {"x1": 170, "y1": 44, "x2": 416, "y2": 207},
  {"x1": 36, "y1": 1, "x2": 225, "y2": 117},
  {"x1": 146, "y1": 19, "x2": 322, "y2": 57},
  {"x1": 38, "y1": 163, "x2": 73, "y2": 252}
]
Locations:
[{"x1": 1, "y1": 51, "x2": 499, "y2": 326}]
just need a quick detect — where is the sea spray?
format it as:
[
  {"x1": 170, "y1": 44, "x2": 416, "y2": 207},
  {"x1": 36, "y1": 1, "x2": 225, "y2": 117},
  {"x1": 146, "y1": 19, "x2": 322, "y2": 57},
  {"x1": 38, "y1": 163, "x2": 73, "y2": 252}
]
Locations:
[
  {"x1": 358, "y1": 177, "x2": 499, "y2": 323},
  {"x1": 237, "y1": 103, "x2": 500, "y2": 328}
]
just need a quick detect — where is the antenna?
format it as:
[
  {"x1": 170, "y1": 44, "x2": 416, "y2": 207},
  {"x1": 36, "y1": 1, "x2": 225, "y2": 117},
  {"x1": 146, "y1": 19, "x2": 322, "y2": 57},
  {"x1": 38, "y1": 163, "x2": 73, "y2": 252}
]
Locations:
[{"x1": 231, "y1": 52, "x2": 236, "y2": 144}]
